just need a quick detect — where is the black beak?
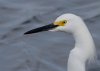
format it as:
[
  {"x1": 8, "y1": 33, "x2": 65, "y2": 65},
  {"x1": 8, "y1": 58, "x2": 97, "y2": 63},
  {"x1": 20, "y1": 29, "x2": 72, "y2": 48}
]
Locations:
[{"x1": 24, "y1": 23, "x2": 58, "y2": 34}]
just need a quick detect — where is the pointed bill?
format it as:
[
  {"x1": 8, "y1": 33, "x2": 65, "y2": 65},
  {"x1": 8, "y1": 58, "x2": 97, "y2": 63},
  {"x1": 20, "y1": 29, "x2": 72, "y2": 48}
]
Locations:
[{"x1": 24, "y1": 24, "x2": 58, "y2": 34}]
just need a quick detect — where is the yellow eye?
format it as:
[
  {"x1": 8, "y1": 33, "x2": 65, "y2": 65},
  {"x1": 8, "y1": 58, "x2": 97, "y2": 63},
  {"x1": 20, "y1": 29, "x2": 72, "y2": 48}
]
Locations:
[
  {"x1": 54, "y1": 20, "x2": 68, "y2": 26},
  {"x1": 63, "y1": 20, "x2": 67, "y2": 24}
]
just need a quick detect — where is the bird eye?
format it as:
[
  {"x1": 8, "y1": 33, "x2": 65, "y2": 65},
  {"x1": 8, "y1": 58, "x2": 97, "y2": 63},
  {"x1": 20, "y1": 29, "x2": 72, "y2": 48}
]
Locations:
[
  {"x1": 63, "y1": 20, "x2": 67, "y2": 24},
  {"x1": 54, "y1": 20, "x2": 67, "y2": 26}
]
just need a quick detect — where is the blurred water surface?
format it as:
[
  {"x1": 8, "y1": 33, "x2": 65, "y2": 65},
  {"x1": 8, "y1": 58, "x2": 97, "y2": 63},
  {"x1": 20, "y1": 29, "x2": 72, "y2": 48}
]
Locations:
[{"x1": 0, "y1": 0, "x2": 100, "y2": 71}]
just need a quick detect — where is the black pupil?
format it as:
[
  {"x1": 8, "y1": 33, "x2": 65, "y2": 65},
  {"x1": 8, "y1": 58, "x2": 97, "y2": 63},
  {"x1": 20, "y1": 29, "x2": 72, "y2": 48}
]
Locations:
[{"x1": 63, "y1": 21, "x2": 66, "y2": 23}]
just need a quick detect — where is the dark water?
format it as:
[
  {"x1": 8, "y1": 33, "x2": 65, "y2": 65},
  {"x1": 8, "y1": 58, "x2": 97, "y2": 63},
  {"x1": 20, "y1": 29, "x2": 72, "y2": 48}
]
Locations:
[{"x1": 0, "y1": 0, "x2": 100, "y2": 71}]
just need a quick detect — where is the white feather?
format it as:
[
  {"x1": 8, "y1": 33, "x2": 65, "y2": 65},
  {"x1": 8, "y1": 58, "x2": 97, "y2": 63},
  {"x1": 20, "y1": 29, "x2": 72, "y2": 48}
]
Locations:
[{"x1": 51, "y1": 13, "x2": 97, "y2": 71}]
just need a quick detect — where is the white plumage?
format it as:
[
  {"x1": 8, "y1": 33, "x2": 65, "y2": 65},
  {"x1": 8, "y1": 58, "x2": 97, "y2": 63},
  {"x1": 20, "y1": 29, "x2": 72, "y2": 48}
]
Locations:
[
  {"x1": 24, "y1": 13, "x2": 96, "y2": 71},
  {"x1": 52, "y1": 14, "x2": 96, "y2": 71},
  {"x1": 51, "y1": 14, "x2": 96, "y2": 71}
]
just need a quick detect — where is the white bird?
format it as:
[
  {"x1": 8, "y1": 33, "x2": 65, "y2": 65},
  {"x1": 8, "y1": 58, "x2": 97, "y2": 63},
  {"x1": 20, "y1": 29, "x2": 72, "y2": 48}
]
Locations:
[{"x1": 24, "y1": 13, "x2": 96, "y2": 71}]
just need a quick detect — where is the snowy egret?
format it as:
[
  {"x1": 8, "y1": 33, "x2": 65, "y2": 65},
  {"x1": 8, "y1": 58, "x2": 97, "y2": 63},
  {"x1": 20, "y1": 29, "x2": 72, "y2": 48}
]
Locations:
[{"x1": 24, "y1": 13, "x2": 96, "y2": 71}]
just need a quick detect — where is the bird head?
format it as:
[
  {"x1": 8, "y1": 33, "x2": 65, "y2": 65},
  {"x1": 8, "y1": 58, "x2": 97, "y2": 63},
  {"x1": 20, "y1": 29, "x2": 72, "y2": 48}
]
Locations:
[{"x1": 24, "y1": 13, "x2": 82, "y2": 34}]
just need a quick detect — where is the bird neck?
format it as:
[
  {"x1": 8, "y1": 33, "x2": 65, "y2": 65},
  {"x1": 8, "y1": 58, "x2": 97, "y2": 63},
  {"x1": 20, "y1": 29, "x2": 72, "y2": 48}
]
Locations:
[
  {"x1": 73, "y1": 22, "x2": 96, "y2": 62},
  {"x1": 73, "y1": 23, "x2": 94, "y2": 48},
  {"x1": 67, "y1": 22, "x2": 96, "y2": 71}
]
